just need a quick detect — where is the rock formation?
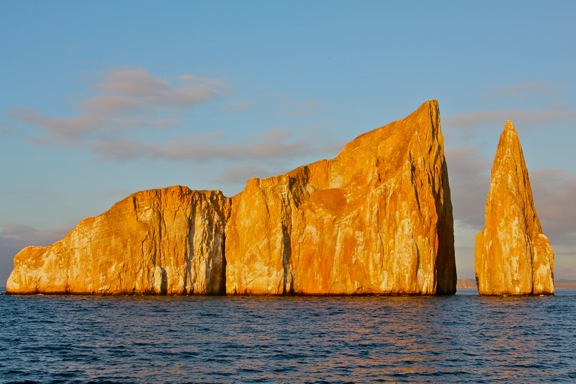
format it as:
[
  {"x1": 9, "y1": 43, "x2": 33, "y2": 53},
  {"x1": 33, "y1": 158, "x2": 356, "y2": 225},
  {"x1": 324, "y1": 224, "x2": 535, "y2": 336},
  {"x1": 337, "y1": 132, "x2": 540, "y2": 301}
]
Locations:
[
  {"x1": 226, "y1": 100, "x2": 455, "y2": 294},
  {"x1": 475, "y1": 121, "x2": 554, "y2": 295},
  {"x1": 7, "y1": 100, "x2": 456, "y2": 295},
  {"x1": 7, "y1": 187, "x2": 230, "y2": 294}
]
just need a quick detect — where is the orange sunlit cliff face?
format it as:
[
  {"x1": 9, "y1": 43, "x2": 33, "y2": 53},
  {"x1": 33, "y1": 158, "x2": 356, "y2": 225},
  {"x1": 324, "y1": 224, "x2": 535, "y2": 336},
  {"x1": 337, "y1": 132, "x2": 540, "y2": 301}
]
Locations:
[
  {"x1": 7, "y1": 188, "x2": 230, "y2": 295},
  {"x1": 225, "y1": 100, "x2": 455, "y2": 294},
  {"x1": 475, "y1": 121, "x2": 555, "y2": 295},
  {"x1": 7, "y1": 100, "x2": 456, "y2": 295}
]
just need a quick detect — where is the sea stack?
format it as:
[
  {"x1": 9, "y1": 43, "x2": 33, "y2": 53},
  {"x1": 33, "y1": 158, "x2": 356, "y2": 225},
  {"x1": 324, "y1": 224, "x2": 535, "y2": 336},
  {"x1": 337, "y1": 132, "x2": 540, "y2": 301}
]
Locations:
[
  {"x1": 475, "y1": 121, "x2": 554, "y2": 295},
  {"x1": 7, "y1": 100, "x2": 456, "y2": 295}
]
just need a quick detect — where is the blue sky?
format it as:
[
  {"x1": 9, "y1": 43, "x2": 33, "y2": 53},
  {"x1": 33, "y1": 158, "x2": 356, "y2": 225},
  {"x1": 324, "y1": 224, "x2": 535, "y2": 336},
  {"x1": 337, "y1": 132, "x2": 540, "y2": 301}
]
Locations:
[{"x1": 1, "y1": 1, "x2": 575, "y2": 284}]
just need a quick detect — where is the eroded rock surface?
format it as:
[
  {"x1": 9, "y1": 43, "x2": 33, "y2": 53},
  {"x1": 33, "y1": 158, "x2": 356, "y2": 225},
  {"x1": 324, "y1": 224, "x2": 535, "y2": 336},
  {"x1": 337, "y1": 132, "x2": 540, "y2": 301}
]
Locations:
[
  {"x1": 225, "y1": 100, "x2": 456, "y2": 295},
  {"x1": 7, "y1": 187, "x2": 230, "y2": 294},
  {"x1": 475, "y1": 121, "x2": 554, "y2": 295},
  {"x1": 7, "y1": 100, "x2": 456, "y2": 295}
]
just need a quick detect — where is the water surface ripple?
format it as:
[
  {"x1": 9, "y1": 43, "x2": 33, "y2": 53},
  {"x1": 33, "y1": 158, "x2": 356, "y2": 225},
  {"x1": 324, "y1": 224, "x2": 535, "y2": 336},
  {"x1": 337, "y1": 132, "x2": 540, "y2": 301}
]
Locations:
[{"x1": 1, "y1": 290, "x2": 575, "y2": 383}]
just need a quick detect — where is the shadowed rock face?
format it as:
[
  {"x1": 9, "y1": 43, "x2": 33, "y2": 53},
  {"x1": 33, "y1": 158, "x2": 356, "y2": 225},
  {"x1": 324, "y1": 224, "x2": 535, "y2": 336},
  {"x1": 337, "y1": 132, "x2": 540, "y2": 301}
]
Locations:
[
  {"x1": 7, "y1": 100, "x2": 456, "y2": 295},
  {"x1": 475, "y1": 121, "x2": 554, "y2": 296}
]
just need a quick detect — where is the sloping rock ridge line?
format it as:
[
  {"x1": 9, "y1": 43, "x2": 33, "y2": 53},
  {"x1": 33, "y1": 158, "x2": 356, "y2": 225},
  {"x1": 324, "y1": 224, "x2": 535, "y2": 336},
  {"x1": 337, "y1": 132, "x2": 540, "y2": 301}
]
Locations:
[
  {"x1": 475, "y1": 121, "x2": 554, "y2": 295},
  {"x1": 7, "y1": 100, "x2": 457, "y2": 295}
]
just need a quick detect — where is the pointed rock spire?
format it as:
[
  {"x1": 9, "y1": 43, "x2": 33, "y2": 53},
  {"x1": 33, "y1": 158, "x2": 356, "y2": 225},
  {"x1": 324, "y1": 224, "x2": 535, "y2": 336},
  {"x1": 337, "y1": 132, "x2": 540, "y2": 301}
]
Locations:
[{"x1": 475, "y1": 121, "x2": 554, "y2": 295}]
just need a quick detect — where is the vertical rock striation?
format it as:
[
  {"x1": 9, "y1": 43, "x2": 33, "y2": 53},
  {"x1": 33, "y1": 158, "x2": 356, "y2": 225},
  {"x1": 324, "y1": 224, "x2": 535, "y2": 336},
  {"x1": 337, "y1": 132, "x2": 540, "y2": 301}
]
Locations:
[
  {"x1": 7, "y1": 100, "x2": 456, "y2": 295},
  {"x1": 475, "y1": 121, "x2": 554, "y2": 295},
  {"x1": 225, "y1": 100, "x2": 456, "y2": 295},
  {"x1": 7, "y1": 187, "x2": 230, "y2": 294}
]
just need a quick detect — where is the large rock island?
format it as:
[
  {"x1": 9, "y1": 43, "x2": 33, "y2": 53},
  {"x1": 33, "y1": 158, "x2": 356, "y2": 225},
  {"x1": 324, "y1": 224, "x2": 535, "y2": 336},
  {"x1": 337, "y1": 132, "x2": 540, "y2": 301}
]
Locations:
[
  {"x1": 7, "y1": 100, "x2": 457, "y2": 295},
  {"x1": 475, "y1": 121, "x2": 554, "y2": 295}
]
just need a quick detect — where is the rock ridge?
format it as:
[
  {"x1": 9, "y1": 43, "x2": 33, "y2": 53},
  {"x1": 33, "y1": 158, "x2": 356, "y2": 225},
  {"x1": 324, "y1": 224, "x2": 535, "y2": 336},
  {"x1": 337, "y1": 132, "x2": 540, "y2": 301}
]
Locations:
[{"x1": 7, "y1": 100, "x2": 457, "y2": 295}]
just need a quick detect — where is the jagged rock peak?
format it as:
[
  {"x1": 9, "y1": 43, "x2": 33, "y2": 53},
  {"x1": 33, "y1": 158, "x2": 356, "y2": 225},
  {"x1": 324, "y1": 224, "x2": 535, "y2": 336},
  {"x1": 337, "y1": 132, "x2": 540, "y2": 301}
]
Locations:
[{"x1": 475, "y1": 121, "x2": 554, "y2": 296}]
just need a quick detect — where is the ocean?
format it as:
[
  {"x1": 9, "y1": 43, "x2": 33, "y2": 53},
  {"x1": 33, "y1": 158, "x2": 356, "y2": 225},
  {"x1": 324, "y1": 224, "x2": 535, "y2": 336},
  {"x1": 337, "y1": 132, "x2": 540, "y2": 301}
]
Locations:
[{"x1": 1, "y1": 288, "x2": 575, "y2": 383}]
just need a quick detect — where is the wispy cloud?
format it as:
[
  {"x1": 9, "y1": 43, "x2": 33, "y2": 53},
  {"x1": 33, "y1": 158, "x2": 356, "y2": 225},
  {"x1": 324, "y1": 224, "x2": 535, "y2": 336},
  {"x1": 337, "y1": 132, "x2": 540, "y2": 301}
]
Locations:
[
  {"x1": 11, "y1": 67, "x2": 226, "y2": 137},
  {"x1": 89, "y1": 131, "x2": 313, "y2": 162},
  {"x1": 444, "y1": 107, "x2": 576, "y2": 131},
  {"x1": 9, "y1": 68, "x2": 337, "y2": 167},
  {"x1": 24, "y1": 127, "x2": 314, "y2": 162},
  {"x1": 444, "y1": 81, "x2": 574, "y2": 133},
  {"x1": 485, "y1": 81, "x2": 562, "y2": 100}
]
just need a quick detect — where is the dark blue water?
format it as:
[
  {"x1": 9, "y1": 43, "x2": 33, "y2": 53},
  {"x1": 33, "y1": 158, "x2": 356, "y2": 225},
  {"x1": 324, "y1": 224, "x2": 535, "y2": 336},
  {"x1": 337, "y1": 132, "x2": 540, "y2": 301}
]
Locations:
[{"x1": 1, "y1": 288, "x2": 575, "y2": 383}]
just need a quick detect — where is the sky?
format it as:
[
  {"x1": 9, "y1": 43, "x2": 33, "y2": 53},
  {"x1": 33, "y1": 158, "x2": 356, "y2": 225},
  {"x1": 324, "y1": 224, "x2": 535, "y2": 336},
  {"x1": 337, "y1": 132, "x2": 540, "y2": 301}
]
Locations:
[{"x1": 1, "y1": 1, "x2": 575, "y2": 284}]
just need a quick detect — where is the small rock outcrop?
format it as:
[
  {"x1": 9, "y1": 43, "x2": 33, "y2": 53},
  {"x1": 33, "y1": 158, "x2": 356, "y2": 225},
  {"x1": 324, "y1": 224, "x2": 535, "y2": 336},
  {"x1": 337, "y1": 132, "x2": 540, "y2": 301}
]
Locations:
[
  {"x1": 475, "y1": 121, "x2": 554, "y2": 295},
  {"x1": 7, "y1": 100, "x2": 456, "y2": 295}
]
